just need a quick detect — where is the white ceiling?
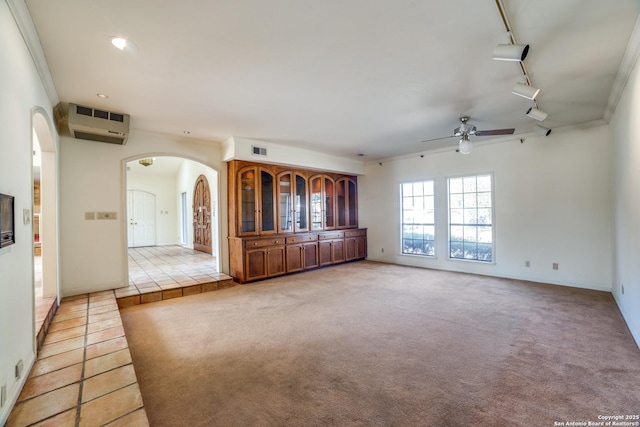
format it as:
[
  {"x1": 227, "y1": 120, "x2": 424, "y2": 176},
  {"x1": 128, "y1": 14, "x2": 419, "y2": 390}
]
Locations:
[
  {"x1": 25, "y1": 0, "x2": 640, "y2": 160},
  {"x1": 126, "y1": 156, "x2": 185, "y2": 176}
]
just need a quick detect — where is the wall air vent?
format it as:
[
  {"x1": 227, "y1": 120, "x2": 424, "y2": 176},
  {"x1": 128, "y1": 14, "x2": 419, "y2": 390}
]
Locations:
[
  {"x1": 252, "y1": 145, "x2": 267, "y2": 156},
  {"x1": 68, "y1": 103, "x2": 130, "y2": 145}
]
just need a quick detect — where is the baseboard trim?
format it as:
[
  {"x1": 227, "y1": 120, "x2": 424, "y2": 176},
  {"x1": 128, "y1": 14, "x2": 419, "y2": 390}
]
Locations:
[
  {"x1": 0, "y1": 353, "x2": 36, "y2": 426},
  {"x1": 612, "y1": 292, "x2": 640, "y2": 351}
]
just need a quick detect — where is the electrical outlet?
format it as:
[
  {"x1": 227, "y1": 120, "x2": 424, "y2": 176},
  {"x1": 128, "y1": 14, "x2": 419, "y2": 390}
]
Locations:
[
  {"x1": 552, "y1": 263, "x2": 559, "y2": 270},
  {"x1": 381, "y1": 248, "x2": 384, "y2": 253},
  {"x1": 23, "y1": 208, "x2": 31, "y2": 225},
  {"x1": 1, "y1": 383, "x2": 6, "y2": 408},
  {"x1": 525, "y1": 260, "x2": 530, "y2": 268},
  {"x1": 85, "y1": 211, "x2": 95, "y2": 220},
  {"x1": 15, "y1": 359, "x2": 23, "y2": 379}
]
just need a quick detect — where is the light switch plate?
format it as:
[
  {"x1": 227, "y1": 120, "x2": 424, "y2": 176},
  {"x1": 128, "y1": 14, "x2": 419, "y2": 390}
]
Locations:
[
  {"x1": 85, "y1": 212, "x2": 95, "y2": 220},
  {"x1": 23, "y1": 208, "x2": 31, "y2": 224},
  {"x1": 97, "y1": 212, "x2": 117, "y2": 220}
]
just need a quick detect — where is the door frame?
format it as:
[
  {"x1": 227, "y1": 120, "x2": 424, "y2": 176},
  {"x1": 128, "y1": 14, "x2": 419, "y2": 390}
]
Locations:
[{"x1": 122, "y1": 154, "x2": 222, "y2": 285}]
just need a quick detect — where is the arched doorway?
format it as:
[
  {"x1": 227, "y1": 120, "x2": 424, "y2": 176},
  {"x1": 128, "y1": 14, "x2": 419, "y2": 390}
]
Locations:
[
  {"x1": 124, "y1": 156, "x2": 220, "y2": 290},
  {"x1": 32, "y1": 108, "x2": 59, "y2": 347}
]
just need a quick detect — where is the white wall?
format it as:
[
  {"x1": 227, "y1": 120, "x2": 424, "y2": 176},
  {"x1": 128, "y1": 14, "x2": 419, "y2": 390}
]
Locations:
[
  {"x1": 610, "y1": 47, "x2": 640, "y2": 347},
  {"x1": 0, "y1": 1, "x2": 57, "y2": 423},
  {"x1": 127, "y1": 171, "x2": 180, "y2": 245},
  {"x1": 59, "y1": 132, "x2": 228, "y2": 296},
  {"x1": 223, "y1": 136, "x2": 365, "y2": 175},
  {"x1": 176, "y1": 161, "x2": 219, "y2": 258},
  {"x1": 359, "y1": 123, "x2": 613, "y2": 291}
]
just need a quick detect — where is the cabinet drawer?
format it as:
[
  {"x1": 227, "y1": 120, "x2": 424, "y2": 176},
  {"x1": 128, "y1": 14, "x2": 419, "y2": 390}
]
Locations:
[
  {"x1": 245, "y1": 237, "x2": 284, "y2": 248},
  {"x1": 286, "y1": 234, "x2": 318, "y2": 244},
  {"x1": 319, "y1": 231, "x2": 344, "y2": 240},
  {"x1": 344, "y1": 229, "x2": 366, "y2": 238}
]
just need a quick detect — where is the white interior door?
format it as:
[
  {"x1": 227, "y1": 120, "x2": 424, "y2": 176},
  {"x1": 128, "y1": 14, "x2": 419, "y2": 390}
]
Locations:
[{"x1": 128, "y1": 190, "x2": 156, "y2": 247}]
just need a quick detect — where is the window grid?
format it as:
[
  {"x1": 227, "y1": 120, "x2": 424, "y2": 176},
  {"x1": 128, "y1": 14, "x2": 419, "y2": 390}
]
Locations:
[
  {"x1": 401, "y1": 180, "x2": 435, "y2": 257},
  {"x1": 448, "y1": 174, "x2": 493, "y2": 262}
]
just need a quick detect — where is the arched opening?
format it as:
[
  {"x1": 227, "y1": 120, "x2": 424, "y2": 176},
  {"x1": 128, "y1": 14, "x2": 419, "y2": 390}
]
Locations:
[
  {"x1": 32, "y1": 109, "x2": 59, "y2": 347},
  {"x1": 124, "y1": 156, "x2": 221, "y2": 295}
]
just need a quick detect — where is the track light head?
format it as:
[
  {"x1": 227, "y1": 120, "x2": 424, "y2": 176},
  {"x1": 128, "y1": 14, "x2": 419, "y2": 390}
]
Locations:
[
  {"x1": 512, "y1": 82, "x2": 540, "y2": 100},
  {"x1": 526, "y1": 107, "x2": 548, "y2": 122},
  {"x1": 534, "y1": 125, "x2": 552, "y2": 136},
  {"x1": 493, "y1": 44, "x2": 529, "y2": 62}
]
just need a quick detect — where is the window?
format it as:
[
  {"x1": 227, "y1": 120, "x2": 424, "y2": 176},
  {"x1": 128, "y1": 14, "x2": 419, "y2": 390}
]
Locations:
[
  {"x1": 448, "y1": 174, "x2": 493, "y2": 262},
  {"x1": 401, "y1": 180, "x2": 435, "y2": 256}
]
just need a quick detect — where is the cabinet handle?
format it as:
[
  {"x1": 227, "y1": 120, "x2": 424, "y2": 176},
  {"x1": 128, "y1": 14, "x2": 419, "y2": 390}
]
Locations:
[
  {"x1": 275, "y1": 240, "x2": 279, "y2": 243},
  {"x1": 253, "y1": 242, "x2": 258, "y2": 246}
]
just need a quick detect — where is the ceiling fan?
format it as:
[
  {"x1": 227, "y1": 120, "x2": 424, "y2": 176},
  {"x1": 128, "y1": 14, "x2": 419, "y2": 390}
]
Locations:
[{"x1": 422, "y1": 117, "x2": 515, "y2": 154}]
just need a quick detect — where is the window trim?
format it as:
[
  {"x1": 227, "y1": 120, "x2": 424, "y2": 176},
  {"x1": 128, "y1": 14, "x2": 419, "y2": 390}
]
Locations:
[
  {"x1": 446, "y1": 172, "x2": 496, "y2": 264},
  {"x1": 399, "y1": 178, "x2": 437, "y2": 258}
]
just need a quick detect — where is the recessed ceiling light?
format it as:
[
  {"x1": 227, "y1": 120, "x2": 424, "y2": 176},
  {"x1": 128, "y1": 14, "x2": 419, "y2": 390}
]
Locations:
[
  {"x1": 110, "y1": 37, "x2": 128, "y2": 50},
  {"x1": 96, "y1": 93, "x2": 108, "y2": 99}
]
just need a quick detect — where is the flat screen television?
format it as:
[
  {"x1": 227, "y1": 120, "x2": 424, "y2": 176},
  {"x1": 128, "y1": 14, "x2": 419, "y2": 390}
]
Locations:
[{"x1": 0, "y1": 193, "x2": 15, "y2": 248}]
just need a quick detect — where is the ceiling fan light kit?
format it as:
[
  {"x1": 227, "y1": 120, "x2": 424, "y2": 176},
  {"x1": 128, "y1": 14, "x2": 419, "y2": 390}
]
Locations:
[
  {"x1": 526, "y1": 107, "x2": 548, "y2": 122},
  {"x1": 458, "y1": 135, "x2": 472, "y2": 154},
  {"x1": 512, "y1": 82, "x2": 540, "y2": 100},
  {"x1": 493, "y1": 43, "x2": 529, "y2": 61},
  {"x1": 422, "y1": 117, "x2": 515, "y2": 153}
]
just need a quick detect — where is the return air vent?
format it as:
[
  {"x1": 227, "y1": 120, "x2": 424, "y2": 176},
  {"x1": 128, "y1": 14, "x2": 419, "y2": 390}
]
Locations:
[
  {"x1": 68, "y1": 103, "x2": 130, "y2": 145},
  {"x1": 252, "y1": 145, "x2": 267, "y2": 156}
]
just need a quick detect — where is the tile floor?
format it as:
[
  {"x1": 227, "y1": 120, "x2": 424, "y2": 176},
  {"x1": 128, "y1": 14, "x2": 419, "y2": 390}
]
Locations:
[
  {"x1": 116, "y1": 246, "x2": 233, "y2": 308},
  {"x1": 8, "y1": 246, "x2": 234, "y2": 426},
  {"x1": 7, "y1": 291, "x2": 149, "y2": 426}
]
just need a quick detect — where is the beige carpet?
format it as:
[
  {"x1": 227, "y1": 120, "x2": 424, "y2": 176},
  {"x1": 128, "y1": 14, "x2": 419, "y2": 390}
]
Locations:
[{"x1": 120, "y1": 261, "x2": 640, "y2": 426}]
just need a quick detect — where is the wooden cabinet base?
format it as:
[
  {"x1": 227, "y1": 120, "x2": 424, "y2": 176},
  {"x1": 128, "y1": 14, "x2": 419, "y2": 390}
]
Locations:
[{"x1": 229, "y1": 229, "x2": 366, "y2": 283}]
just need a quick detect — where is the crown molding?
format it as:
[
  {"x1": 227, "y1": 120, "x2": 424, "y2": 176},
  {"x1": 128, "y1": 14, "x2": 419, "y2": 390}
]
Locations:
[
  {"x1": 6, "y1": 0, "x2": 59, "y2": 107},
  {"x1": 604, "y1": 14, "x2": 640, "y2": 123}
]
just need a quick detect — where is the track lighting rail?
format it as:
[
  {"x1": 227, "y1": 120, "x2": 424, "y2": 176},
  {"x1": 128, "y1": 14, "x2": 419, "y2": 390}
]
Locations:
[{"x1": 494, "y1": 0, "x2": 540, "y2": 111}]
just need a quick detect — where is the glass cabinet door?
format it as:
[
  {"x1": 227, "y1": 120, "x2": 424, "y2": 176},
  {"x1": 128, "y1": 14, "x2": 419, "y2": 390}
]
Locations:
[
  {"x1": 295, "y1": 174, "x2": 308, "y2": 232},
  {"x1": 310, "y1": 176, "x2": 323, "y2": 230},
  {"x1": 278, "y1": 172, "x2": 293, "y2": 233},
  {"x1": 324, "y1": 177, "x2": 335, "y2": 230},
  {"x1": 336, "y1": 178, "x2": 346, "y2": 227},
  {"x1": 310, "y1": 175, "x2": 335, "y2": 230},
  {"x1": 260, "y1": 170, "x2": 275, "y2": 234},
  {"x1": 239, "y1": 168, "x2": 257, "y2": 234},
  {"x1": 348, "y1": 179, "x2": 357, "y2": 227}
]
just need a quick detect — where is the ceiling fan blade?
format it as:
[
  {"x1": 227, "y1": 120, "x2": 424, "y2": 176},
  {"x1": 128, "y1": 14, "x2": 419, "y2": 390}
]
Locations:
[
  {"x1": 421, "y1": 135, "x2": 456, "y2": 143},
  {"x1": 474, "y1": 128, "x2": 515, "y2": 136}
]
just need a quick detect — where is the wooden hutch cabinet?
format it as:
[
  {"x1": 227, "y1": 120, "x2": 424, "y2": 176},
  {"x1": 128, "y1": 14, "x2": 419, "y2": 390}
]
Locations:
[{"x1": 228, "y1": 160, "x2": 367, "y2": 283}]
